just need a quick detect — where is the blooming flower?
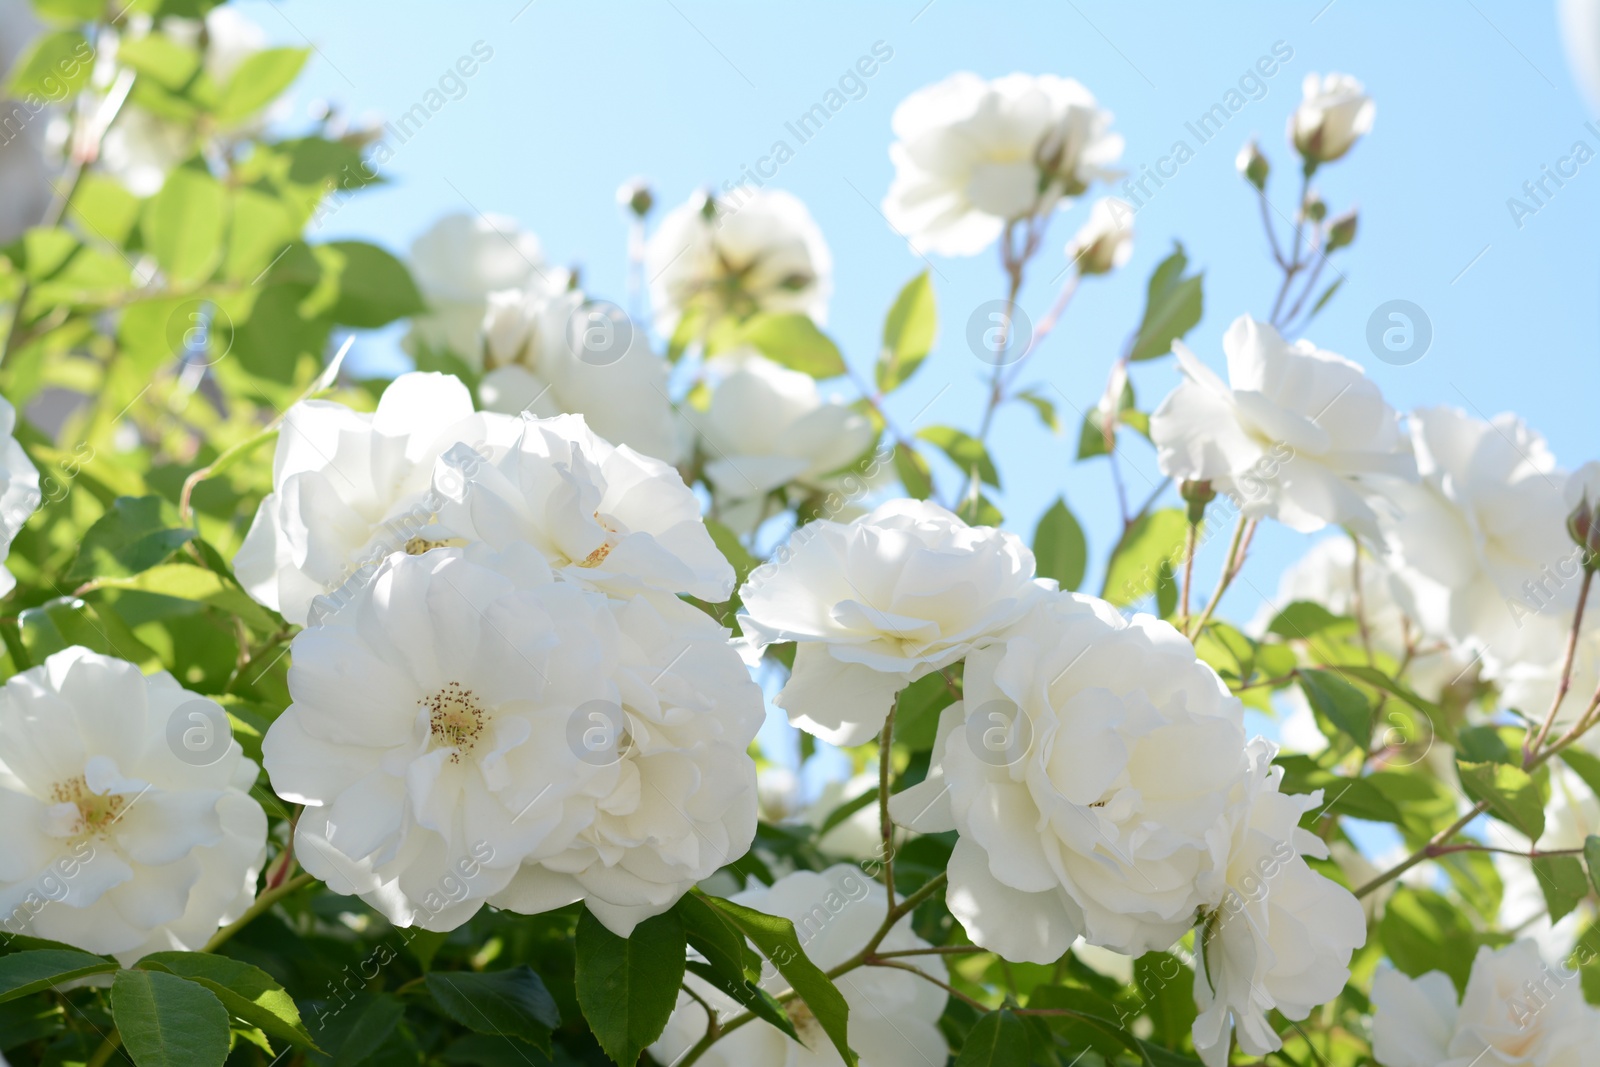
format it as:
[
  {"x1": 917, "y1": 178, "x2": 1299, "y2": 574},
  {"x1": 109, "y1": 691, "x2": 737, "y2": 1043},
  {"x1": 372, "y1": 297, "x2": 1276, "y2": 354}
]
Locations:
[
  {"x1": 739, "y1": 500, "x2": 1044, "y2": 746},
  {"x1": 696, "y1": 350, "x2": 876, "y2": 532},
  {"x1": 1150, "y1": 314, "x2": 1415, "y2": 536},
  {"x1": 1288, "y1": 73, "x2": 1375, "y2": 165},
  {"x1": 234, "y1": 372, "x2": 515, "y2": 626},
  {"x1": 891, "y1": 591, "x2": 1249, "y2": 962},
  {"x1": 882, "y1": 72, "x2": 1123, "y2": 256},
  {"x1": 262, "y1": 545, "x2": 763, "y2": 937},
  {"x1": 650, "y1": 865, "x2": 948, "y2": 1067},
  {"x1": 1191, "y1": 739, "x2": 1365, "y2": 1067},
  {"x1": 430, "y1": 412, "x2": 733, "y2": 603},
  {"x1": 1379, "y1": 406, "x2": 1577, "y2": 686},
  {"x1": 0, "y1": 393, "x2": 41, "y2": 597},
  {"x1": 645, "y1": 189, "x2": 831, "y2": 335},
  {"x1": 0, "y1": 647, "x2": 267, "y2": 965},
  {"x1": 1065, "y1": 196, "x2": 1135, "y2": 275},
  {"x1": 407, "y1": 212, "x2": 557, "y2": 363},
  {"x1": 477, "y1": 284, "x2": 682, "y2": 462},
  {"x1": 1371, "y1": 941, "x2": 1597, "y2": 1067}
]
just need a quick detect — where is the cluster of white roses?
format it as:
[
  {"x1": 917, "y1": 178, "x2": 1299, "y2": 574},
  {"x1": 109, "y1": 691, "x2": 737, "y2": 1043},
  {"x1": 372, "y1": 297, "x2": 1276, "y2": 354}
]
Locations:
[
  {"x1": 1155, "y1": 310, "x2": 1600, "y2": 730},
  {"x1": 241, "y1": 375, "x2": 765, "y2": 936},
  {"x1": 737, "y1": 499, "x2": 1365, "y2": 1066}
]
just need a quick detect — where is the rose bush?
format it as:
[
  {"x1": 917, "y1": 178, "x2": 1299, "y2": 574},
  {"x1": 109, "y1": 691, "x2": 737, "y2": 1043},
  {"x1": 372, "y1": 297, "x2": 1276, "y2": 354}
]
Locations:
[{"x1": 1, "y1": 4, "x2": 1598, "y2": 1066}]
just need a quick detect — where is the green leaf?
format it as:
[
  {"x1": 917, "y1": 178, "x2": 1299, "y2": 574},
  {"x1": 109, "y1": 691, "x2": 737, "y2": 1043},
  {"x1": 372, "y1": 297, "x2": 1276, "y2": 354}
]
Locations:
[
  {"x1": 70, "y1": 174, "x2": 142, "y2": 247},
  {"x1": 575, "y1": 908, "x2": 685, "y2": 1067},
  {"x1": 215, "y1": 47, "x2": 309, "y2": 124},
  {"x1": 115, "y1": 34, "x2": 201, "y2": 90},
  {"x1": 1033, "y1": 497, "x2": 1086, "y2": 591},
  {"x1": 138, "y1": 952, "x2": 317, "y2": 1051},
  {"x1": 309, "y1": 992, "x2": 403, "y2": 1067},
  {"x1": 1379, "y1": 887, "x2": 1487, "y2": 995},
  {"x1": 892, "y1": 442, "x2": 933, "y2": 500},
  {"x1": 425, "y1": 967, "x2": 559, "y2": 1053},
  {"x1": 1130, "y1": 242, "x2": 1203, "y2": 362},
  {"x1": 112, "y1": 969, "x2": 230, "y2": 1067},
  {"x1": 1267, "y1": 600, "x2": 1350, "y2": 640},
  {"x1": 322, "y1": 241, "x2": 425, "y2": 327},
  {"x1": 955, "y1": 1009, "x2": 1030, "y2": 1065},
  {"x1": 1586, "y1": 836, "x2": 1600, "y2": 899},
  {"x1": 1533, "y1": 855, "x2": 1589, "y2": 923},
  {"x1": 1015, "y1": 389, "x2": 1060, "y2": 433},
  {"x1": 66, "y1": 495, "x2": 195, "y2": 582},
  {"x1": 917, "y1": 425, "x2": 998, "y2": 488},
  {"x1": 1133, "y1": 951, "x2": 1197, "y2": 1051},
  {"x1": 702, "y1": 895, "x2": 857, "y2": 1066},
  {"x1": 737, "y1": 312, "x2": 846, "y2": 378},
  {"x1": 1298, "y1": 668, "x2": 1372, "y2": 747},
  {"x1": 1101, "y1": 508, "x2": 1187, "y2": 607},
  {"x1": 3, "y1": 30, "x2": 94, "y2": 99},
  {"x1": 1307, "y1": 276, "x2": 1345, "y2": 322},
  {"x1": 0, "y1": 949, "x2": 118, "y2": 1004},
  {"x1": 144, "y1": 166, "x2": 227, "y2": 289},
  {"x1": 876, "y1": 271, "x2": 936, "y2": 392},
  {"x1": 1458, "y1": 759, "x2": 1547, "y2": 840},
  {"x1": 674, "y1": 896, "x2": 799, "y2": 1043},
  {"x1": 84, "y1": 563, "x2": 276, "y2": 632}
]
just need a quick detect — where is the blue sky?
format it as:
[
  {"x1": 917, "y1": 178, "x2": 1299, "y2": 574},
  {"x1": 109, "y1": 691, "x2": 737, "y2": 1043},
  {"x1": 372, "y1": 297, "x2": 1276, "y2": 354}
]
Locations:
[{"x1": 240, "y1": 0, "x2": 1600, "y2": 671}]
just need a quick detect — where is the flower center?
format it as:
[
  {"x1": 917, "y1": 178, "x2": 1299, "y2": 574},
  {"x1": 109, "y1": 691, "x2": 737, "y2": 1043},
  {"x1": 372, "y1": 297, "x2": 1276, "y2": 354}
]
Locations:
[
  {"x1": 577, "y1": 512, "x2": 620, "y2": 569},
  {"x1": 50, "y1": 775, "x2": 126, "y2": 838},
  {"x1": 425, "y1": 682, "x2": 487, "y2": 762}
]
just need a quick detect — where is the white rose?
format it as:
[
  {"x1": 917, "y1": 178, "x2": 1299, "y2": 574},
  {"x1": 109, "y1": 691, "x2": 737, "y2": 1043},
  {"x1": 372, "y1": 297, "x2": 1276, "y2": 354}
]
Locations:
[
  {"x1": 1065, "y1": 196, "x2": 1135, "y2": 275},
  {"x1": 477, "y1": 285, "x2": 682, "y2": 462},
  {"x1": 407, "y1": 212, "x2": 557, "y2": 363},
  {"x1": 0, "y1": 647, "x2": 267, "y2": 965},
  {"x1": 739, "y1": 500, "x2": 1044, "y2": 746},
  {"x1": 264, "y1": 544, "x2": 764, "y2": 937},
  {"x1": 1288, "y1": 72, "x2": 1375, "y2": 165},
  {"x1": 431, "y1": 412, "x2": 734, "y2": 603},
  {"x1": 234, "y1": 372, "x2": 518, "y2": 626},
  {"x1": 1150, "y1": 314, "x2": 1415, "y2": 536},
  {"x1": 698, "y1": 349, "x2": 876, "y2": 531},
  {"x1": 882, "y1": 72, "x2": 1123, "y2": 257},
  {"x1": 1191, "y1": 740, "x2": 1365, "y2": 1067},
  {"x1": 0, "y1": 393, "x2": 41, "y2": 596},
  {"x1": 650, "y1": 865, "x2": 948, "y2": 1067},
  {"x1": 1379, "y1": 407, "x2": 1579, "y2": 691},
  {"x1": 892, "y1": 592, "x2": 1249, "y2": 962},
  {"x1": 1372, "y1": 941, "x2": 1595, "y2": 1067},
  {"x1": 645, "y1": 189, "x2": 831, "y2": 335}
]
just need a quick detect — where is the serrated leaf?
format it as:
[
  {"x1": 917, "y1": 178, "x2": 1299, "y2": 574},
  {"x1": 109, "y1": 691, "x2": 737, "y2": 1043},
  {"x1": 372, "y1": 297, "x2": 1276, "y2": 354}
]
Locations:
[
  {"x1": 1130, "y1": 243, "x2": 1203, "y2": 362},
  {"x1": 215, "y1": 48, "x2": 308, "y2": 124},
  {"x1": 138, "y1": 952, "x2": 317, "y2": 1052},
  {"x1": 66, "y1": 495, "x2": 194, "y2": 581},
  {"x1": 144, "y1": 166, "x2": 227, "y2": 289},
  {"x1": 1298, "y1": 668, "x2": 1372, "y2": 746},
  {"x1": 917, "y1": 425, "x2": 998, "y2": 488},
  {"x1": 956, "y1": 1009, "x2": 1030, "y2": 1065},
  {"x1": 892, "y1": 443, "x2": 933, "y2": 500},
  {"x1": 736, "y1": 312, "x2": 846, "y2": 378},
  {"x1": 1533, "y1": 855, "x2": 1589, "y2": 923},
  {"x1": 575, "y1": 908, "x2": 685, "y2": 1067},
  {"x1": 425, "y1": 967, "x2": 559, "y2": 1053},
  {"x1": 1033, "y1": 497, "x2": 1086, "y2": 591},
  {"x1": 112, "y1": 969, "x2": 230, "y2": 1067},
  {"x1": 0, "y1": 950, "x2": 118, "y2": 1004},
  {"x1": 702, "y1": 895, "x2": 857, "y2": 1066},
  {"x1": 1102, "y1": 508, "x2": 1186, "y2": 607},
  {"x1": 1458, "y1": 759, "x2": 1547, "y2": 840},
  {"x1": 876, "y1": 271, "x2": 936, "y2": 392}
]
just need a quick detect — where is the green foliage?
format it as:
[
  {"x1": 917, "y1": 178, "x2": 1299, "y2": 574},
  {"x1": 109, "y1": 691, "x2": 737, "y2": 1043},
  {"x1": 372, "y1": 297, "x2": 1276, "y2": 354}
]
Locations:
[
  {"x1": 111, "y1": 969, "x2": 231, "y2": 1067},
  {"x1": 424, "y1": 966, "x2": 561, "y2": 1052},
  {"x1": 1033, "y1": 497, "x2": 1087, "y2": 591},
  {"x1": 733, "y1": 311, "x2": 847, "y2": 377},
  {"x1": 877, "y1": 271, "x2": 937, "y2": 392},
  {"x1": 1129, "y1": 242, "x2": 1204, "y2": 362},
  {"x1": 574, "y1": 908, "x2": 686, "y2": 1066}
]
